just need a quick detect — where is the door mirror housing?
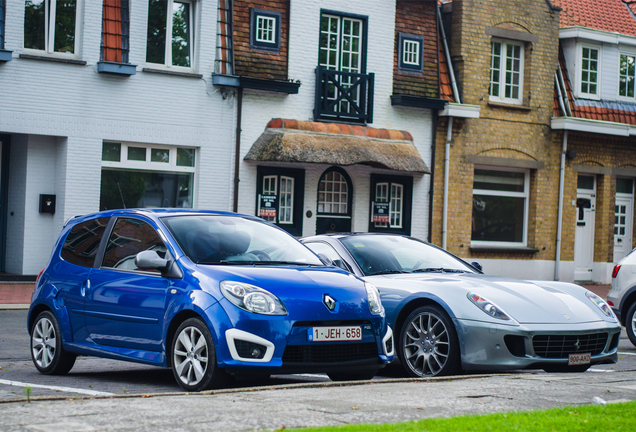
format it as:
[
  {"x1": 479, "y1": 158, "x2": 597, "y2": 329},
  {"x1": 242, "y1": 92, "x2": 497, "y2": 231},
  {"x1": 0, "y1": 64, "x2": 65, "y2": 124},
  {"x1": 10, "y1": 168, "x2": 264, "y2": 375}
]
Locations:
[
  {"x1": 316, "y1": 253, "x2": 333, "y2": 266},
  {"x1": 135, "y1": 250, "x2": 183, "y2": 279}
]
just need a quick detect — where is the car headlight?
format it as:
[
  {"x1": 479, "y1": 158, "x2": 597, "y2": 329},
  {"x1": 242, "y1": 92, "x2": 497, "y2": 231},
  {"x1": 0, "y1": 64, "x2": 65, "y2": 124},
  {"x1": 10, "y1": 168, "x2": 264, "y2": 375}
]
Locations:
[
  {"x1": 586, "y1": 291, "x2": 615, "y2": 319},
  {"x1": 221, "y1": 281, "x2": 287, "y2": 315},
  {"x1": 365, "y1": 282, "x2": 384, "y2": 315},
  {"x1": 467, "y1": 292, "x2": 514, "y2": 321}
]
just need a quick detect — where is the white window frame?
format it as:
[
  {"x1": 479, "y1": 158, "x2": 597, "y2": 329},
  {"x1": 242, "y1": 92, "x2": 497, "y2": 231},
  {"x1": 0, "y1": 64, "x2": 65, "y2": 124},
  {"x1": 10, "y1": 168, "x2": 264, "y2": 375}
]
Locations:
[
  {"x1": 577, "y1": 43, "x2": 601, "y2": 100},
  {"x1": 278, "y1": 176, "x2": 294, "y2": 224},
  {"x1": 317, "y1": 171, "x2": 349, "y2": 214},
  {"x1": 489, "y1": 39, "x2": 524, "y2": 105},
  {"x1": 402, "y1": 39, "x2": 420, "y2": 66},
  {"x1": 255, "y1": 15, "x2": 276, "y2": 43},
  {"x1": 23, "y1": 0, "x2": 81, "y2": 60},
  {"x1": 102, "y1": 142, "x2": 197, "y2": 173},
  {"x1": 146, "y1": 0, "x2": 196, "y2": 72},
  {"x1": 618, "y1": 51, "x2": 636, "y2": 100},
  {"x1": 390, "y1": 183, "x2": 404, "y2": 229},
  {"x1": 471, "y1": 166, "x2": 529, "y2": 248}
]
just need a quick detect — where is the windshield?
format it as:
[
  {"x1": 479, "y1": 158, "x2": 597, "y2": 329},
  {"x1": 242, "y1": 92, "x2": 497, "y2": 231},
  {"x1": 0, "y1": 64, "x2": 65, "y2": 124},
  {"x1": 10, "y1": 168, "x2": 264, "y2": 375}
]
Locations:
[
  {"x1": 161, "y1": 215, "x2": 323, "y2": 266},
  {"x1": 340, "y1": 235, "x2": 477, "y2": 276}
]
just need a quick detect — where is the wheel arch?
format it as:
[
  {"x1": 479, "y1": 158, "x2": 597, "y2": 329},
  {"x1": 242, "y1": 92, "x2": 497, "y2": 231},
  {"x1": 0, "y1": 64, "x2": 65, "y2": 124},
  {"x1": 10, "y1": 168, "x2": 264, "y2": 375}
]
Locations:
[
  {"x1": 27, "y1": 303, "x2": 53, "y2": 336},
  {"x1": 620, "y1": 287, "x2": 636, "y2": 326},
  {"x1": 393, "y1": 297, "x2": 457, "y2": 345},
  {"x1": 165, "y1": 309, "x2": 203, "y2": 367}
]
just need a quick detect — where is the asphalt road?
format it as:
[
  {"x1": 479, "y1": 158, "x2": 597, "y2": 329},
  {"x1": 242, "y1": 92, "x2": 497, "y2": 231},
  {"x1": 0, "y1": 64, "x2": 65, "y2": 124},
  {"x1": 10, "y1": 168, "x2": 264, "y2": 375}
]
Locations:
[{"x1": 2, "y1": 309, "x2": 636, "y2": 431}]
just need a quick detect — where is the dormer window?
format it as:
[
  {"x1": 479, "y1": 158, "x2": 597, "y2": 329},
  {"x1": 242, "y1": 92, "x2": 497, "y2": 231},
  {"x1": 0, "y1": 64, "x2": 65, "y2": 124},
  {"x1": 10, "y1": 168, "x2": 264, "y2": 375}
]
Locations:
[
  {"x1": 398, "y1": 33, "x2": 423, "y2": 73},
  {"x1": 250, "y1": 9, "x2": 281, "y2": 53},
  {"x1": 579, "y1": 45, "x2": 600, "y2": 98},
  {"x1": 489, "y1": 39, "x2": 524, "y2": 105}
]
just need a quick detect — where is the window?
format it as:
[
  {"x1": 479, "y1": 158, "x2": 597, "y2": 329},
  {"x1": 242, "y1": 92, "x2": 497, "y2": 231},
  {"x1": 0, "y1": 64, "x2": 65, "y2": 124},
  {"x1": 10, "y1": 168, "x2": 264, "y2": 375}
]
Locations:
[
  {"x1": 250, "y1": 8, "x2": 281, "y2": 53},
  {"x1": 100, "y1": 142, "x2": 196, "y2": 210},
  {"x1": 24, "y1": 0, "x2": 79, "y2": 56},
  {"x1": 619, "y1": 54, "x2": 635, "y2": 98},
  {"x1": 1, "y1": 0, "x2": 5, "y2": 49},
  {"x1": 471, "y1": 168, "x2": 529, "y2": 245},
  {"x1": 489, "y1": 40, "x2": 524, "y2": 104},
  {"x1": 319, "y1": 12, "x2": 367, "y2": 116},
  {"x1": 256, "y1": 167, "x2": 304, "y2": 236},
  {"x1": 397, "y1": 33, "x2": 423, "y2": 73},
  {"x1": 146, "y1": 0, "x2": 194, "y2": 68},
  {"x1": 579, "y1": 46, "x2": 599, "y2": 98},
  {"x1": 61, "y1": 217, "x2": 111, "y2": 267},
  {"x1": 102, "y1": 0, "x2": 129, "y2": 63},
  {"x1": 369, "y1": 175, "x2": 412, "y2": 235},
  {"x1": 101, "y1": 217, "x2": 166, "y2": 272}
]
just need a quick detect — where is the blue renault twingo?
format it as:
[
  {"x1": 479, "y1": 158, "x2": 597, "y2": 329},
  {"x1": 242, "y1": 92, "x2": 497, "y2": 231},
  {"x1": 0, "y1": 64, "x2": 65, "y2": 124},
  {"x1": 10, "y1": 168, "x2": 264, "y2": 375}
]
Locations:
[{"x1": 28, "y1": 209, "x2": 394, "y2": 391}]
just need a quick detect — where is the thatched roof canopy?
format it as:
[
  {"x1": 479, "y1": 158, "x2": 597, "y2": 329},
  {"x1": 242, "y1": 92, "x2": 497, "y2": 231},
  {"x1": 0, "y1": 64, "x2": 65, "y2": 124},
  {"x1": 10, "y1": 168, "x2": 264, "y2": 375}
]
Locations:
[{"x1": 244, "y1": 119, "x2": 430, "y2": 173}]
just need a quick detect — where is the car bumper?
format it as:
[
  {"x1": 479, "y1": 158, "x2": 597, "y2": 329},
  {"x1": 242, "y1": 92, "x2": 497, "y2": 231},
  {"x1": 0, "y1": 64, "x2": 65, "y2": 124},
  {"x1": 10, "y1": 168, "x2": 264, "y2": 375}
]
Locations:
[{"x1": 454, "y1": 318, "x2": 621, "y2": 371}]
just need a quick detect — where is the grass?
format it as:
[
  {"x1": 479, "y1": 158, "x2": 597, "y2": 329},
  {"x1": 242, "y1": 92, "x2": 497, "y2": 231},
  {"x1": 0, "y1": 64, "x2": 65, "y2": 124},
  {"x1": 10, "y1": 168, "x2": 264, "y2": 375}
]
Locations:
[{"x1": 288, "y1": 400, "x2": 636, "y2": 432}]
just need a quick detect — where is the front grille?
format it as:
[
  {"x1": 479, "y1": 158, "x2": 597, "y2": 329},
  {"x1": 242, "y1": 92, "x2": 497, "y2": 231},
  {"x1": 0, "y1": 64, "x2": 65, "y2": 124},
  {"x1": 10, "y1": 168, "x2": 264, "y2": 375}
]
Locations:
[
  {"x1": 532, "y1": 333, "x2": 608, "y2": 358},
  {"x1": 282, "y1": 342, "x2": 378, "y2": 364}
]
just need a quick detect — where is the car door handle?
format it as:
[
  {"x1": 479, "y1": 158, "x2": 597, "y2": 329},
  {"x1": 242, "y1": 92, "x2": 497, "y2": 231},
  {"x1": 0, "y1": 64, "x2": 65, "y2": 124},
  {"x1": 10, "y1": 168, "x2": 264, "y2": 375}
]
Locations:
[{"x1": 81, "y1": 280, "x2": 91, "y2": 297}]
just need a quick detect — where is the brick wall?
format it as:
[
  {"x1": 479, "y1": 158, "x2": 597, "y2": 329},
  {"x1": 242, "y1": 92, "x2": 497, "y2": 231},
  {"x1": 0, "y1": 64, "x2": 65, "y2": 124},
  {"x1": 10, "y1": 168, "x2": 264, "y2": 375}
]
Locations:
[
  {"x1": 233, "y1": 0, "x2": 289, "y2": 80},
  {"x1": 393, "y1": 0, "x2": 439, "y2": 98},
  {"x1": 431, "y1": 0, "x2": 562, "y2": 265}
]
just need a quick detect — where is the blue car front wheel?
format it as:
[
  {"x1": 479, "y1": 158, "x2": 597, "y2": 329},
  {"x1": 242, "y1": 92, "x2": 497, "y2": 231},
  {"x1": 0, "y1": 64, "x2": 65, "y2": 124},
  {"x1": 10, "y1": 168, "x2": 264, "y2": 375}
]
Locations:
[{"x1": 171, "y1": 318, "x2": 228, "y2": 391}]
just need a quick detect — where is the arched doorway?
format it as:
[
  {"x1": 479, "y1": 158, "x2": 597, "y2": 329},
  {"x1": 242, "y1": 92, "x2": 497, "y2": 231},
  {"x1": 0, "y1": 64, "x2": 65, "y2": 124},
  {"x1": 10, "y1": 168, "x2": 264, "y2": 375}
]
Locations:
[{"x1": 316, "y1": 167, "x2": 352, "y2": 234}]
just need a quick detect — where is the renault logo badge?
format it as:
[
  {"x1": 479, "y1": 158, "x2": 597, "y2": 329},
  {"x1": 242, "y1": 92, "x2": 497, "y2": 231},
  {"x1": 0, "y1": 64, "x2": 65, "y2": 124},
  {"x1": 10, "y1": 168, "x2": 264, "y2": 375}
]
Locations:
[{"x1": 323, "y1": 294, "x2": 337, "y2": 312}]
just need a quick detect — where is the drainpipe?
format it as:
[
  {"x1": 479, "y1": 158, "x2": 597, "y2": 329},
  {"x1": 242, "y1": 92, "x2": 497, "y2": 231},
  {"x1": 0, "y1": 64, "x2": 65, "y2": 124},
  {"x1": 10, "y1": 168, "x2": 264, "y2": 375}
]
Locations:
[
  {"x1": 442, "y1": 116, "x2": 453, "y2": 250},
  {"x1": 233, "y1": 87, "x2": 243, "y2": 213},
  {"x1": 555, "y1": 130, "x2": 568, "y2": 281}
]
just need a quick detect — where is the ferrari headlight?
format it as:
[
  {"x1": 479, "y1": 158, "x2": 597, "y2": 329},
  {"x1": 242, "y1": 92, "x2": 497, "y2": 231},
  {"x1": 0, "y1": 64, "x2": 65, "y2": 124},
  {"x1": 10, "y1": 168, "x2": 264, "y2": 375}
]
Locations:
[
  {"x1": 586, "y1": 291, "x2": 615, "y2": 319},
  {"x1": 467, "y1": 292, "x2": 513, "y2": 321},
  {"x1": 221, "y1": 281, "x2": 287, "y2": 315},
  {"x1": 365, "y1": 282, "x2": 384, "y2": 315}
]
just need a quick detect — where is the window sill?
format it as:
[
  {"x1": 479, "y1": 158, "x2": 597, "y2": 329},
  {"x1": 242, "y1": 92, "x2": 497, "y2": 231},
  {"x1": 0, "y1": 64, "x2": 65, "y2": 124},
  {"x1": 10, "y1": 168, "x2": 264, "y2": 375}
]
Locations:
[
  {"x1": 142, "y1": 67, "x2": 202, "y2": 79},
  {"x1": 98, "y1": 61, "x2": 137, "y2": 76},
  {"x1": 469, "y1": 245, "x2": 539, "y2": 253},
  {"x1": 487, "y1": 101, "x2": 531, "y2": 111},
  {"x1": 19, "y1": 53, "x2": 86, "y2": 65},
  {"x1": 0, "y1": 50, "x2": 13, "y2": 62}
]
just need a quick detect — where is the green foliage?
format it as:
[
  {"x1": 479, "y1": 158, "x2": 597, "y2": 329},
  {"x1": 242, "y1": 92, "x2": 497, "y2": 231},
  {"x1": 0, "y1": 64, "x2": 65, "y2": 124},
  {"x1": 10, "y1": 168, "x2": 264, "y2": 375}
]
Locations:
[
  {"x1": 23, "y1": 385, "x2": 32, "y2": 403},
  {"x1": 289, "y1": 400, "x2": 636, "y2": 432}
]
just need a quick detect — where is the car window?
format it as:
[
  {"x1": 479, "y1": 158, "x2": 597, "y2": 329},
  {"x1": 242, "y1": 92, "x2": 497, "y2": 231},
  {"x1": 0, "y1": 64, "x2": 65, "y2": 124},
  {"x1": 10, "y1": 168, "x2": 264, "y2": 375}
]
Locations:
[
  {"x1": 101, "y1": 217, "x2": 167, "y2": 272},
  {"x1": 305, "y1": 241, "x2": 350, "y2": 271},
  {"x1": 340, "y1": 235, "x2": 476, "y2": 275},
  {"x1": 162, "y1": 215, "x2": 323, "y2": 265},
  {"x1": 60, "y1": 217, "x2": 111, "y2": 268}
]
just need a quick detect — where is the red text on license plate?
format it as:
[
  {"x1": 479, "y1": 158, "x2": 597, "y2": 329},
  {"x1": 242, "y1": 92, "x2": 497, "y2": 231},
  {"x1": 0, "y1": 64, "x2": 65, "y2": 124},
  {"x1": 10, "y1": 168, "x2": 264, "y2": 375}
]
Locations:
[
  {"x1": 568, "y1": 353, "x2": 591, "y2": 366},
  {"x1": 309, "y1": 326, "x2": 362, "y2": 342}
]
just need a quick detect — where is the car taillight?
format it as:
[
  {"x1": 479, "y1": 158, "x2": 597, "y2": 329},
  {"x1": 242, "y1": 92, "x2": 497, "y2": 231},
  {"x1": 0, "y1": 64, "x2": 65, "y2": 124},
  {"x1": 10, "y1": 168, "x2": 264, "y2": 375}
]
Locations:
[
  {"x1": 36, "y1": 268, "x2": 44, "y2": 282},
  {"x1": 607, "y1": 300, "x2": 615, "y2": 306},
  {"x1": 612, "y1": 265, "x2": 621, "y2": 279}
]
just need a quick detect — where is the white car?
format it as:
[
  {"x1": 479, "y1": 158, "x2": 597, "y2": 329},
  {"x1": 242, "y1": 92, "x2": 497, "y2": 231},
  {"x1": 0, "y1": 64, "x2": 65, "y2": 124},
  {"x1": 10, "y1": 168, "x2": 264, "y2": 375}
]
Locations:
[{"x1": 608, "y1": 249, "x2": 636, "y2": 347}]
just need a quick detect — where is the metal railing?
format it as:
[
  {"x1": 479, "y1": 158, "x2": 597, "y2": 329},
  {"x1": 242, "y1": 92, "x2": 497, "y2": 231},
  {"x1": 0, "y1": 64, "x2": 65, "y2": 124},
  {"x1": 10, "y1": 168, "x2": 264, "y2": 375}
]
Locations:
[{"x1": 314, "y1": 66, "x2": 374, "y2": 124}]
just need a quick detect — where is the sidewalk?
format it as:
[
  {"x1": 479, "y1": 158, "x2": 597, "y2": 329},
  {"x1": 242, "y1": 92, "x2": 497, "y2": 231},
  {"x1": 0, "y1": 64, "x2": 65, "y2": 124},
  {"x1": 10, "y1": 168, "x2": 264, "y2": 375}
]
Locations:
[{"x1": 0, "y1": 281, "x2": 612, "y2": 310}]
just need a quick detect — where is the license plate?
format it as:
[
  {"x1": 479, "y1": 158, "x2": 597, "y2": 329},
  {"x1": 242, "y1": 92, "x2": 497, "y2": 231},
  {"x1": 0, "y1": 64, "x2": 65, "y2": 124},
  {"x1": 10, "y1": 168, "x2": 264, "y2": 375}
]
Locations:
[
  {"x1": 568, "y1": 353, "x2": 591, "y2": 366},
  {"x1": 308, "y1": 326, "x2": 362, "y2": 342}
]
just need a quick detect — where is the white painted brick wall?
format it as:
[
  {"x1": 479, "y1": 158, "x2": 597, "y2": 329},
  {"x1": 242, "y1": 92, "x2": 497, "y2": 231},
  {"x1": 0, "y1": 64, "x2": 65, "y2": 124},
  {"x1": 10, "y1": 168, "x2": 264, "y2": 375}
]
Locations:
[{"x1": 236, "y1": 0, "x2": 434, "y2": 241}]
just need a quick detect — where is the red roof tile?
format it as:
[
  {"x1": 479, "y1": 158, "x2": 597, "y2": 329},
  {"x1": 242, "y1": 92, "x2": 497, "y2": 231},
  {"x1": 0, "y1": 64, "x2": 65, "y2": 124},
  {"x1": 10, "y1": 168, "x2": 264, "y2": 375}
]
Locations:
[
  {"x1": 551, "y1": 0, "x2": 636, "y2": 36},
  {"x1": 265, "y1": 119, "x2": 414, "y2": 141}
]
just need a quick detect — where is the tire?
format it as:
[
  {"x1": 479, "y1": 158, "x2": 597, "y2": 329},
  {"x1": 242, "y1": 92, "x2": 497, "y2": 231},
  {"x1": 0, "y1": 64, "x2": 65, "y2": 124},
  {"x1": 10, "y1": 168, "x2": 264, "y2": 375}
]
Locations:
[
  {"x1": 30, "y1": 311, "x2": 76, "y2": 375},
  {"x1": 171, "y1": 318, "x2": 228, "y2": 391},
  {"x1": 625, "y1": 302, "x2": 636, "y2": 347},
  {"x1": 398, "y1": 305, "x2": 461, "y2": 377},
  {"x1": 327, "y1": 370, "x2": 377, "y2": 382}
]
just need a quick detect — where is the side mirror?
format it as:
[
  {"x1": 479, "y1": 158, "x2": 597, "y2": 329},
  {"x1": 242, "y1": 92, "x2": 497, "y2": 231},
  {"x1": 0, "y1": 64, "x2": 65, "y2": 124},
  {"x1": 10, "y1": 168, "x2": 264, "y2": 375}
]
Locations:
[
  {"x1": 135, "y1": 250, "x2": 169, "y2": 270},
  {"x1": 317, "y1": 253, "x2": 334, "y2": 266},
  {"x1": 471, "y1": 261, "x2": 483, "y2": 272}
]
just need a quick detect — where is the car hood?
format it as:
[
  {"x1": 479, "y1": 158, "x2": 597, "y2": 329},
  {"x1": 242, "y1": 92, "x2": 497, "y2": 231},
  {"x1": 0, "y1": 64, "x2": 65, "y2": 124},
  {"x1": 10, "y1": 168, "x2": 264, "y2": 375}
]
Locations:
[{"x1": 370, "y1": 273, "x2": 605, "y2": 324}]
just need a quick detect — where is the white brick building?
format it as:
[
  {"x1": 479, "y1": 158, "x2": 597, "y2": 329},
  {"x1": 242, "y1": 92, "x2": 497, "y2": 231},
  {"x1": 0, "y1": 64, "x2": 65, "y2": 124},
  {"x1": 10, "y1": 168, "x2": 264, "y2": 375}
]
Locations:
[{"x1": 0, "y1": 0, "x2": 445, "y2": 275}]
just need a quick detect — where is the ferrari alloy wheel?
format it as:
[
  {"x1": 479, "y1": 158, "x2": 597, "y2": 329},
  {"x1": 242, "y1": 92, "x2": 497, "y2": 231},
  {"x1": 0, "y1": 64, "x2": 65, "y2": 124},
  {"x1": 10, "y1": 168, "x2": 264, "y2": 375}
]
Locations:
[
  {"x1": 626, "y1": 302, "x2": 636, "y2": 347},
  {"x1": 399, "y1": 305, "x2": 460, "y2": 377},
  {"x1": 172, "y1": 318, "x2": 227, "y2": 391},
  {"x1": 31, "y1": 311, "x2": 76, "y2": 375}
]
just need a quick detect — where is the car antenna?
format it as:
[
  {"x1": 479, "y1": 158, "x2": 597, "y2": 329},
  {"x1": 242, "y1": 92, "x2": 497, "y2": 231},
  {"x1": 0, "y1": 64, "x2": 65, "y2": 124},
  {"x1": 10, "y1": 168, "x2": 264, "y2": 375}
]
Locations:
[{"x1": 117, "y1": 182, "x2": 127, "y2": 209}]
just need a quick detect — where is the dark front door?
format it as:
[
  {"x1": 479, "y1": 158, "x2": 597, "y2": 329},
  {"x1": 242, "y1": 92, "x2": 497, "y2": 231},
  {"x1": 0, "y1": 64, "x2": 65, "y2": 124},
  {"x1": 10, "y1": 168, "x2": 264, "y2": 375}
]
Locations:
[{"x1": 316, "y1": 167, "x2": 352, "y2": 234}]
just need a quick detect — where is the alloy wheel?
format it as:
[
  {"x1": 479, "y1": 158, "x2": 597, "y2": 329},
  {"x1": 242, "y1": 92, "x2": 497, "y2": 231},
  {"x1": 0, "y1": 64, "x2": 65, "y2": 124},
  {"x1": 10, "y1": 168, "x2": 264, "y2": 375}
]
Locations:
[
  {"x1": 403, "y1": 311, "x2": 450, "y2": 376},
  {"x1": 173, "y1": 326, "x2": 209, "y2": 387},
  {"x1": 32, "y1": 316, "x2": 57, "y2": 369}
]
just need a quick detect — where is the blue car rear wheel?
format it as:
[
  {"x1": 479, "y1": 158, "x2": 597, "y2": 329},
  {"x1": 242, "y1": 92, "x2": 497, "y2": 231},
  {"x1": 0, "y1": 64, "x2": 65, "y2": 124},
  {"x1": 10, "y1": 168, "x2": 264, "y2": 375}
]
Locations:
[{"x1": 30, "y1": 311, "x2": 76, "y2": 375}]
